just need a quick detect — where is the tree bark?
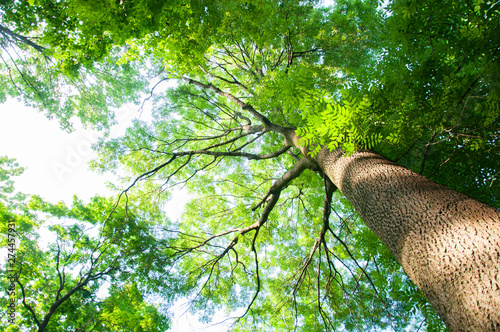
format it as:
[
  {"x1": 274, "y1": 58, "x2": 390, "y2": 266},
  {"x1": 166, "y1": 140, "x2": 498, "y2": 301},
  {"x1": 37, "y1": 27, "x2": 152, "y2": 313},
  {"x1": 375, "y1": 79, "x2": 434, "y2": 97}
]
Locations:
[{"x1": 315, "y1": 147, "x2": 500, "y2": 331}]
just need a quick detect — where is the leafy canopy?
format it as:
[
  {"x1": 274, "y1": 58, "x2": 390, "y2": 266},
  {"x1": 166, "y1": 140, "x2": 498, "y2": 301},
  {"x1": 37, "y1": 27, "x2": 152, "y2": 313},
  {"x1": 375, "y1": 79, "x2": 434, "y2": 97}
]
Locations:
[
  {"x1": 0, "y1": 162, "x2": 171, "y2": 331},
  {"x1": 1, "y1": 0, "x2": 499, "y2": 330}
]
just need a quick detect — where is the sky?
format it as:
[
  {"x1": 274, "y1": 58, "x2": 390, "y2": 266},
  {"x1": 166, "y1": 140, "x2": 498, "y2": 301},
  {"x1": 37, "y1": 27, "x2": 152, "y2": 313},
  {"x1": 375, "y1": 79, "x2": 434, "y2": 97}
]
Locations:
[
  {"x1": 0, "y1": 98, "x2": 113, "y2": 204},
  {"x1": 0, "y1": 98, "x2": 235, "y2": 332}
]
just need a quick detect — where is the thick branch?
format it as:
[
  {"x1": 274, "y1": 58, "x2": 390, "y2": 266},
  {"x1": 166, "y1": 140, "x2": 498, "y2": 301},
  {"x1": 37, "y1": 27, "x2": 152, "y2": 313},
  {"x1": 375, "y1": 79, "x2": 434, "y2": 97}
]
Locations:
[
  {"x1": 121, "y1": 144, "x2": 292, "y2": 198},
  {"x1": 251, "y1": 157, "x2": 316, "y2": 212},
  {"x1": 38, "y1": 269, "x2": 100, "y2": 332},
  {"x1": 293, "y1": 175, "x2": 336, "y2": 293},
  {"x1": 54, "y1": 240, "x2": 66, "y2": 302},
  {"x1": 182, "y1": 77, "x2": 310, "y2": 161},
  {"x1": 322, "y1": 176, "x2": 336, "y2": 232},
  {"x1": 182, "y1": 76, "x2": 297, "y2": 137},
  {"x1": 236, "y1": 158, "x2": 317, "y2": 256},
  {"x1": 0, "y1": 25, "x2": 46, "y2": 54},
  {"x1": 17, "y1": 270, "x2": 41, "y2": 328},
  {"x1": 198, "y1": 64, "x2": 249, "y2": 90}
]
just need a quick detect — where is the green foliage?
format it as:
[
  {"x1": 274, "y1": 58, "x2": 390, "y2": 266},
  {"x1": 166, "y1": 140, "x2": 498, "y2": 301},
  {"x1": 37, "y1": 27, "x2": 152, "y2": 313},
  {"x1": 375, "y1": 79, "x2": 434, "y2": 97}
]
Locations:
[
  {"x1": 0, "y1": 1, "x2": 153, "y2": 130},
  {"x1": 296, "y1": 90, "x2": 383, "y2": 156},
  {"x1": 295, "y1": 0, "x2": 500, "y2": 206},
  {"x1": 0, "y1": 165, "x2": 172, "y2": 331},
  {"x1": 99, "y1": 284, "x2": 170, "y2": 332},
  {"x1": 373, "y1": 0, "x2": 500, "y2": 207},
  {"x1": 1, "y1": 0, "x2": 498, "y2": 330},
  {"x1": 0, "y1": 156, "x2": 25, "y2": 203},
  {"x1": 87, "y1": 0, "x2": 454, "y2": 330}
]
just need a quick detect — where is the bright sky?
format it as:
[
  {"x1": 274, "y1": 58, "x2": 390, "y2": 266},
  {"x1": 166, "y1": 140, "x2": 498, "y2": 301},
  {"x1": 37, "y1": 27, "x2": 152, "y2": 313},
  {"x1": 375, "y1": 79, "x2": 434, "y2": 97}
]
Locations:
[{"x1": 0, "y1": 99, "x2": 113, "y2": 204}]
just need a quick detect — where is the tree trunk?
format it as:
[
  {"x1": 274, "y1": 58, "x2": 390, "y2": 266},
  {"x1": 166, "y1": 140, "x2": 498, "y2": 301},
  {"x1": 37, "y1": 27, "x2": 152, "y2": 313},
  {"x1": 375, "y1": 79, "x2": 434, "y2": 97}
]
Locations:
[{"x1": 315, "y1": 147, "x2": 500, "y2": 331}]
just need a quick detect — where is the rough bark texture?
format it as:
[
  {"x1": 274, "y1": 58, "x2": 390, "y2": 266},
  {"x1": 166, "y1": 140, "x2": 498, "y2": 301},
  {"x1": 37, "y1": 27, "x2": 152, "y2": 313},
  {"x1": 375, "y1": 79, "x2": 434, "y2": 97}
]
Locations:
[{"x1": 315, "y1": 147, "x2": 500, "y2": 331}]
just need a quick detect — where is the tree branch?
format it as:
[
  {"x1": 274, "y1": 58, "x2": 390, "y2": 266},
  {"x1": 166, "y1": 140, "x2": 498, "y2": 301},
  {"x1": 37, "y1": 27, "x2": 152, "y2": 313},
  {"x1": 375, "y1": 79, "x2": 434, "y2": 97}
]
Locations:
[
  {"x1": 293, "y1": 175, "x2": 336, "y2": 293},
  {"x1": 183, "y1": 76, "x2": 269, "y2": 123},
  {"x1": 16, "y1": 266, "x2": 41, "y2": 328},
  {"x1": 54, "y1": 239, "x2": 66, "y2": 302},
  {"x1": 198, "y1": 64, "x2": 249, "y2": 91},
  {"x1": 252, "y1": 157, "x2": 316, "y2": 212},
  {"x1": 0, "y1": 24, "x2": 47, "y2": 54}
]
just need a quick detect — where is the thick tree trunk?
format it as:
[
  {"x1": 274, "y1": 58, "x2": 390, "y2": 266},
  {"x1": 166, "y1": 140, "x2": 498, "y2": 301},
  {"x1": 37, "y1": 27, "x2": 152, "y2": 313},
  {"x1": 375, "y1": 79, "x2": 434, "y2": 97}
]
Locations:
[{"x1": 315, "y1": 147, "x2": 500, "y2": 331}]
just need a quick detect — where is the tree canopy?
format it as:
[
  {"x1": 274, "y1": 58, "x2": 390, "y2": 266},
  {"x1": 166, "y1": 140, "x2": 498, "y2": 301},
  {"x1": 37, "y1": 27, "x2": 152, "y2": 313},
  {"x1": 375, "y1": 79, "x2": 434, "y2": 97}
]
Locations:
[
  {"x1": 0, "y1": 158, "x2": 171, "y2": 331},
  {"x1": 1, "y1": 0, "x2": 499, "y2": 330}
]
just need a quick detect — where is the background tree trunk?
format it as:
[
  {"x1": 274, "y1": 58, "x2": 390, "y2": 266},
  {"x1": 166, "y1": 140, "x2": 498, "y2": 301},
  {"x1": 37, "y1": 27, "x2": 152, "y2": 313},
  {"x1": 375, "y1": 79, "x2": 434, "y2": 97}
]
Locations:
[{"x1": 315, "y1": 148, "x2": 500, "y2": 331}]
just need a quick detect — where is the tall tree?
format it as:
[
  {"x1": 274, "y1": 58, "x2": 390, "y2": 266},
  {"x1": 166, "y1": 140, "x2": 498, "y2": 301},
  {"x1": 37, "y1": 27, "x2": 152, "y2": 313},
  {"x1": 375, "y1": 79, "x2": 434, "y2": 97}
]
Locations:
[{"x1": 1, "y1": 0, "x2": 499, "y2": 330}]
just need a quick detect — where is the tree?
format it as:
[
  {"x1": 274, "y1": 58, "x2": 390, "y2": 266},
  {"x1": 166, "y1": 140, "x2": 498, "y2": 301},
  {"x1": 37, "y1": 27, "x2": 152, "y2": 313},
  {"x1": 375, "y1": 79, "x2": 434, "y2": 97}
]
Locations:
[
  {"x1": 0, "y1": 158, "x2": 171, "y2": 331},
  {"x1": 1, "y1": 0, "x2": 500, "y2": 330}
]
